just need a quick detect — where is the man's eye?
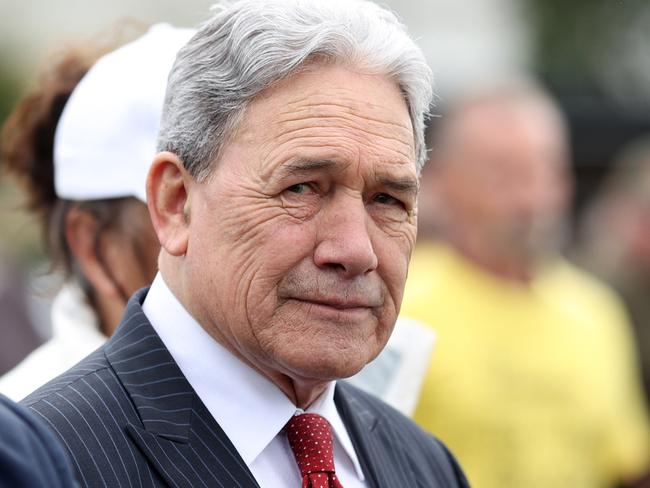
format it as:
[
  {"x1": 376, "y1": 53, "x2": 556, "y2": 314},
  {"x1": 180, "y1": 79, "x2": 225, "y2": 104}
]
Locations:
[
  {"x1": 286, "y1": 183, "x2": 313, "y2": 194},
  {"x1": 374, "y1": 193, "x2": 403, "y2": 207}
]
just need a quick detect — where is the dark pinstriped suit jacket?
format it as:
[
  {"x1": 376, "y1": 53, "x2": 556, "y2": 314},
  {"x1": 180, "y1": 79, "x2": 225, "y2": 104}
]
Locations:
[{"x1": 22, "y1": 289, "x2": 469, "y2": 488}]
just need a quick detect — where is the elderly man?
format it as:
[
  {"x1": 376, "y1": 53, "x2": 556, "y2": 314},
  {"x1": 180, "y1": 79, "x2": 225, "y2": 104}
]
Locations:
[
  {"x1": 22, "y1": 1, "x2": 469, "y2": 487},
  {"x1": 403, "y1": 85, "x2": 650, "y2": 488}
]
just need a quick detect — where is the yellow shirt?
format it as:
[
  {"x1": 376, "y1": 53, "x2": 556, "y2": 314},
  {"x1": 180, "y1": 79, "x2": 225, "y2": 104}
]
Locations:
[{"x1": 403, "y1": 242, "x2": 650, "y2": 488}]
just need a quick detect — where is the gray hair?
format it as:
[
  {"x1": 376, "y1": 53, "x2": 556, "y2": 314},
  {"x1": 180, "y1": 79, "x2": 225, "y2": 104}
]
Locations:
[{"x1": 158, "y1": 0, "x2": 434, "y2": 180}]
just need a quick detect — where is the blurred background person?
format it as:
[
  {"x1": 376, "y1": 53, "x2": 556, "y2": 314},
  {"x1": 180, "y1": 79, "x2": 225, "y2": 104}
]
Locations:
[
  {"x1": 577, "y1": 137, "x2": 650, "y2": 401},
  {"x1": 0, "y1": 43, "x2": 102, "y2": 384},
  {"x1": 402, "y1": 83, "x2": 650, "y2": 488},
  {"x1": 0, "y1": 393, "x2": 76, "y2": 487},
  {"x1": 0, "y1": 24, "x2": 193, "y2": 400},
  {"x1": 0, "y1": 255, "x2": 43, "y2": 376}
]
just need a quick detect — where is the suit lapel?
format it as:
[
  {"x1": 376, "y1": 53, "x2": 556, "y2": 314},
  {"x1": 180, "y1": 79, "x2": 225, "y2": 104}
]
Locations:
[
  {"x1": 105, "y1": 290, "x2": 260, "y2": 488},
  {"x1": 335, "y1": 382, "x2": 419, "y2": 488}
]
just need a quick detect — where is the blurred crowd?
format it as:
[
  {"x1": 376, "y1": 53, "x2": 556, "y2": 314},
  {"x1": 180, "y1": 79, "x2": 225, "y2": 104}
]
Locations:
[
  {"x1": 1, "y1": 12, "x2": 650, "y2": 488},
  {"x1": 404, "y1": 85, "x2": 650, "y2": 488}
]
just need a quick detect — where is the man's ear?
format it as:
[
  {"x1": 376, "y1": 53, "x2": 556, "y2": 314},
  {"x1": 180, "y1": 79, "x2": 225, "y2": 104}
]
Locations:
[{"x1": 146, "y1": 151, "x2": 192, "y2": 256}]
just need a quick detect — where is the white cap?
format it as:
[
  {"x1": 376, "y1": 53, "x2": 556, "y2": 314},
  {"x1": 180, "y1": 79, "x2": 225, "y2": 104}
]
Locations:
[{"x1": 54, "y1": 23, "x2": 195, "y2": 202}]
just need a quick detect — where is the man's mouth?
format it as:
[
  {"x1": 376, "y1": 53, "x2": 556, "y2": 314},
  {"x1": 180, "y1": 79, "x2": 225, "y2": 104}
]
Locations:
[{"x1": 291, "y1": 296, "x2": 379, "y2": 310}]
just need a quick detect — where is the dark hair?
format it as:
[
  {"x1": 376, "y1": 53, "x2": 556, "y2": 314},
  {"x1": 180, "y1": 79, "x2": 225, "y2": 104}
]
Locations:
[
  {"x1": 0, "y1": 44, "x2": 150, "y2": 302},
  {"x1": 1, "y1": 48, "x2": 93, "y2": 220}
]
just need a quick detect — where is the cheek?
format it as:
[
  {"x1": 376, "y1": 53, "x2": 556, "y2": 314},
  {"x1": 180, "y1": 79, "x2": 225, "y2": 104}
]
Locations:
[
  {"x1": 473, "y1": 195, "x2": 509, "y2": 224},
  {"x1": 224, "y1": 215, "x2": 319, "y2": 321},
  {"x1": 248, "y1": 222, "x2": 316, "y2": 282},
  {"x1": 375, "y1": 225, "x2": 415, "y2": 310},
  {"x1": 381, "y1": 258, "x2": 409, "y2": 309}
]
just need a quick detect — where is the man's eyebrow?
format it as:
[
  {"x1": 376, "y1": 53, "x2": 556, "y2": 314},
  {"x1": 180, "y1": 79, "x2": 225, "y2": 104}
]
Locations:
[
  {"x1": 271, "y1": 159, "x2": 418, "y2": 195},
  {"x1": 274, "y1": 159, "x2": 340, "y2": 179},
  {"x1": 377, "y1": 174, "x2": 419, "y2": 196}
]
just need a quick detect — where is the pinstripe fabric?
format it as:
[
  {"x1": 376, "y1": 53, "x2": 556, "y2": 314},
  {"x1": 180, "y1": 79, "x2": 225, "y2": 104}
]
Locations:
[
  {"x1": 335, "y1": 382, "x2": 469, "y2": 487},
  {"x1": 22, "y1": 288, "x2": 469, "y2": 488}
]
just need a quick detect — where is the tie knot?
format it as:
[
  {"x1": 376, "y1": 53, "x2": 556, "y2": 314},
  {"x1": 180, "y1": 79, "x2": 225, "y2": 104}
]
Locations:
[{"x1": 285, "y1": 413, "x2": 336, "y2": 477}]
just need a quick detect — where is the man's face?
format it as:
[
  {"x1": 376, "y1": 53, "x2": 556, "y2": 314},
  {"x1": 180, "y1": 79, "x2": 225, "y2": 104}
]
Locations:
[
  {"x1": 441, "y1": 102, "x2": 570, "y2": 265},
  {"x1": 183, "y1": 64, "x2": 417, "y2": 385}
]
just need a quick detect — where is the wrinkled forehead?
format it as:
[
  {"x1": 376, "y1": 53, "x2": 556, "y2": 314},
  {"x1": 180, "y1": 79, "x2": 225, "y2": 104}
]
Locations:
[
  {"x1": 232, "y1": 64, "x2": 415, "y2": 161},
  {"x1": 249, "y1": 59, "x2": 411, "y2": 111}
]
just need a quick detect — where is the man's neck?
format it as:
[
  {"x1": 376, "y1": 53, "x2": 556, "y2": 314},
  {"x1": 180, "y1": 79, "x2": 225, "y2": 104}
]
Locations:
[
  {"x1": 263, "y1": 370, "x2": 330, "y2": 409},
  {"x1": 203, "y1": 332, "x2": 331, "y2": 408},
  {"x1": 450, "y1": 238, "x2": 535, "y2": 284}
]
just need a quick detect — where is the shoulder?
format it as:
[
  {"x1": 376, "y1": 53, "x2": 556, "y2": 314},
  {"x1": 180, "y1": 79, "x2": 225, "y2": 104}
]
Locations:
[
  {"x1": 336, "y1": 381, "x2": 469, "y2": 486},
  {"x1": 19, "y1": 346, "x2": 143, "y2": 476},
  {"x1": 20, "y1": 346, "x2": 137, "y2": 438},
  {"x1": 338, "y1": 380, "x2": 445, "y2": 448},
  {"x1": 0, "y1": 394, "x2": 76, "y2": 487},
  {"x1": 21, "y1": 347, "x2": 111, "y2": 405},
  {"x1": 21, "y1": 289, "x2": 155, "y2": 435},
  {"x1": 544, "y1": 259, "x2": 622, "y2": 302},
  {"x1": 538, "y1": 259, "x2": 630, "y2": 329}
]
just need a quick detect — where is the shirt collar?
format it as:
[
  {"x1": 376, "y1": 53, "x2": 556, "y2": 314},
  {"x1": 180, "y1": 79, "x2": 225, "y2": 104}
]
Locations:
[{"x1": 142, "y1": 273, "x2": 365, "y2": 480}]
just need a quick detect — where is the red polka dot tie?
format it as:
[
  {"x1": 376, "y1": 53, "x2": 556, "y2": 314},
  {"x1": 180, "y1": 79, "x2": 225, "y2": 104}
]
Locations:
[{"x1": 285, "y1": 413, "x2": 345, "y2": 488}]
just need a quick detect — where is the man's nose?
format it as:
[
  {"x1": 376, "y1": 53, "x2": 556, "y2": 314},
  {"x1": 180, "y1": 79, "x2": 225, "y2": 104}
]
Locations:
[{"x1": 313, "y1": 196, "x2": 378, "y2": 278}]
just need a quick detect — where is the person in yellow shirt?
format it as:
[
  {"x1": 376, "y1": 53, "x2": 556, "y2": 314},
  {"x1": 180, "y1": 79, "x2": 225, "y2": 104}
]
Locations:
[{"x1": 403, "y1": 84, "x2": 650, "y2": 488}]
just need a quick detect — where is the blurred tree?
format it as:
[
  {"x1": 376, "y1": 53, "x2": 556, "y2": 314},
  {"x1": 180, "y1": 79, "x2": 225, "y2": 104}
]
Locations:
[
  {"x1": 0, "y1": 59, "x2": 44, "y2": 265},
  {"x1": 0, "y1": 62, "x2": 21, "y2": 128},
  {"x1": 529, "y1": 0, "x2": 650, "y2": 107},
  {"x1": 527, "y1": 0, "x2": 650, "y2": 215}
]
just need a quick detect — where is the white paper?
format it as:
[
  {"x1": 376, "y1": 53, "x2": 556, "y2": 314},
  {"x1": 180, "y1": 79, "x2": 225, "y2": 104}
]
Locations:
[{"x1": 346, "y1": 316, "x2": 436, "y2": 416}]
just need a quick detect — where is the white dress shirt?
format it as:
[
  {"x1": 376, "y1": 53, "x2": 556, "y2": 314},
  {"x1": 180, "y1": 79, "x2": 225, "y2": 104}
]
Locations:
[{"x1": 143, "y1": 273, "x2": 368, "y2": 487}]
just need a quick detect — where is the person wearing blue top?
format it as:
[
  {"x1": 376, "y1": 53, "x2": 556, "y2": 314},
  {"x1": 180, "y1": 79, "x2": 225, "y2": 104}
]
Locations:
[{"x1": 0, "y1": 393, "x2": 76, "y2": 487}]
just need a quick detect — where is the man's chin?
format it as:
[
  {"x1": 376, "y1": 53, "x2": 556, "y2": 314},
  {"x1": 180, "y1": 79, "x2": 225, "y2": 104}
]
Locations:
[{"x1": 279, "y1": 349, "x2": 370, "y2": 384}]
